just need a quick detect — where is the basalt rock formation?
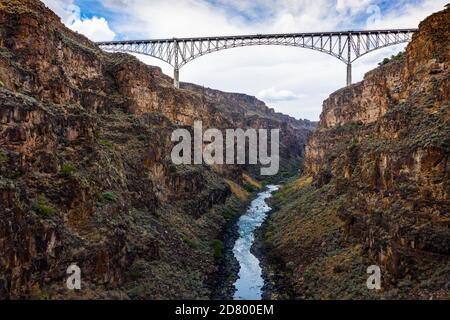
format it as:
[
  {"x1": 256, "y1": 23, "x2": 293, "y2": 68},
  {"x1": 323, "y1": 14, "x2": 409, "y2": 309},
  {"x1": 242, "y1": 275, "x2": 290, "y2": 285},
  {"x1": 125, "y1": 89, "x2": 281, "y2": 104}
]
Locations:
[
  {"x1": 0, "y1": 0, "x2": 313, "y2": 299},
  {"x1": 264, "y1": 6, "x2": 449, "y2": 299}
]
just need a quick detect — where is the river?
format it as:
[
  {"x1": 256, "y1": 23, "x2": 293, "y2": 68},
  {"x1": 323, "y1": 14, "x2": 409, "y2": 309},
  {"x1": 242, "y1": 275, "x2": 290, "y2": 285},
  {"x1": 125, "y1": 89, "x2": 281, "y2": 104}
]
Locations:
[{"x1": 232, "y1": 185, "x2": 279, "y2": 300}]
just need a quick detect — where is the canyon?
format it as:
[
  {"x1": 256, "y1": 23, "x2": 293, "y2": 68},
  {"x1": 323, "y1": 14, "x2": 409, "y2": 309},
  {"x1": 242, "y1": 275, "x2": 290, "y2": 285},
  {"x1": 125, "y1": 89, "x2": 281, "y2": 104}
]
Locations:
[
  {"x1": 262, "y1": 6, "x2": 449, "y2": 299},
  {"x1": 0, "y1": 0, "x2": 313, "y2": 299},
  {"x1": 0, "y1": 0, "x2": 449, "y2": 301}
]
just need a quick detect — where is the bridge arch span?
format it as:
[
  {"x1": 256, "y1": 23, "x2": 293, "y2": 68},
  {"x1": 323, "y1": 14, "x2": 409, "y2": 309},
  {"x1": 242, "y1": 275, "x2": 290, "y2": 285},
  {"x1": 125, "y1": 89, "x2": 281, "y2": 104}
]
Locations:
[{"x1": 97, "y1": 29, "x2": 416, "y2": 88}]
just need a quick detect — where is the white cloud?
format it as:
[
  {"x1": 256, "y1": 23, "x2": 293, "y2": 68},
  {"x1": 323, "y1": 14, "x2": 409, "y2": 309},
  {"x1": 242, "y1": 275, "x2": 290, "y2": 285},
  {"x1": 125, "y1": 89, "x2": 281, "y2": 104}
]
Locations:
[
  {"x1": 336, "y1": 0, "x2": 373, "y2": 15},
  {"x1": 43, "y1": 0, "x2": 448, "y2": 120},
  {"x1": 42, "y1": 0, "x2": 78, "y2": 23},
  {"x1": 367, "y1": 0, "x2": 447, "y2": 29},
  {"x1": 257, "y1": 87, "x2": 304, "y2": 102},
  {"x1": 69, "y1": 16, "x2": 116, "y2": 41},
  {"x1": 42, "y1": 0, "x2": 116, "y2": 41},
  {"x1": 101, "y1": 0, "x2": 250, "y2": 37}
]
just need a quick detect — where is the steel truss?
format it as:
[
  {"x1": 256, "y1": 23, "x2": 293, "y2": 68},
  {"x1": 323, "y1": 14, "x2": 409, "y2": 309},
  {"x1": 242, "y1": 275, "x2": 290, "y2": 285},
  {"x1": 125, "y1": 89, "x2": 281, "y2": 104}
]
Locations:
[{"x1": 97, "y1": 29, "x2": 416, "y2": 88}]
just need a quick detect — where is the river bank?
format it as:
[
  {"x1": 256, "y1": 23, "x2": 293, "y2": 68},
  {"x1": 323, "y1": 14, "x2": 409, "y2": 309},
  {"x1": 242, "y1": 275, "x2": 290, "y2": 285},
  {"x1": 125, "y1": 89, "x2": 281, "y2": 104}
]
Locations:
[
  {"x1": 213, "y1": 183, "x2": 295, "y2": 300},
  {"x1": 209, "y1": 196, "x2": 246, "y2": 299},
  {"x1": 252, "y1": 216, "x2": 295, "y2": 300},
  {"x1": 210, "y1": 213, "x2": 241, "y2": 299},
  {"x1": 211, "y1": 185, "x2": 279, "y2": 300}
]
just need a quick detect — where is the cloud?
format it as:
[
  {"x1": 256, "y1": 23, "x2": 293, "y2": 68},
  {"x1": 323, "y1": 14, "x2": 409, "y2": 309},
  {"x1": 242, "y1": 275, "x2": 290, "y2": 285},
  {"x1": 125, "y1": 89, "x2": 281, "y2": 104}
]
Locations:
[
  {"x1": 43, "y1": 0, "x2": 448, "y2": 120},
  {"x1": 366, "y1": 0, "x2": 447, "y2": 29},
  {"x1": 42, "y1": 0, "x2": 116, "y2": 41},
  {"x1": 69, "y1": 16, "x2": 116, "y2": 41},
  {"x1": 100, "y1": 0, "x2": 250, "y2": 38},
  {"x1": 42, "y1": 0, "x2": 80, "y2": 23},
  {"x1": 336, "y1": 0, "x2": 373, "y2": 15},
  {"x1": 257, "y1": 87, "x2": 304, "y2": 102}
]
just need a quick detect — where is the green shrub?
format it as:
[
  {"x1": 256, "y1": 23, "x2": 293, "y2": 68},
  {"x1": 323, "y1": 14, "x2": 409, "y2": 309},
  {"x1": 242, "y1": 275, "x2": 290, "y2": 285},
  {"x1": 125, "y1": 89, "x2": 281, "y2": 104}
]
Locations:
[
  {"x1": 137, "y1": 134, "x2": 148, "y2": 142},
  {"x1": 286, "y1": 261, "x2": 296, "y2": 271},
  {"x1": 126, "y1": 270, "x2": 142, "y2": 281},
  {"x1": 210, "y1": 239, "x2": 224, "y2": 260},
  {"x1": 32, "y1": 195, "x2": 55, "y2": 218},
  {"x1": 378, "y1": 51, "x2": 404, "y2": 66},
  {"x1": 99, "y1": 139, "x2": 114, "y2": 149},
  {"x1": 9, "y1": 170, "x2": 23, "y2": 179},
  {"x1": 0, "y1": 149, "x2": 7, "y2": 164},
  {"x1": 243, "y1": 183, "x2": 255, "y2": 193},
  {"x1": 348, "y1": 137, "x2": 359, "y2": 150},
  {"x1": 391, "y1": 51, "x2": 405, "y2": 61},
  {"x1": 127, "y1": 285, "x2": 147, "y2": 299},
  {"x1": 60, "y1": 163, "x2": 76, "y2": 177},
  {"x1": 168, "y1": 164, "x2": 177, "y2": 174},
  {"x1": 222, "y1": 207, "x2": 236, "y2": 221},
  {"x1": 182, "y1": 235, "x2": 199, "y2": 249},
  {"x1": 379, "y1": 58, "x2": 391, "y2": 66},
  {"x1": 98, "y1": 191, "x2": 117, "y2": 203}
]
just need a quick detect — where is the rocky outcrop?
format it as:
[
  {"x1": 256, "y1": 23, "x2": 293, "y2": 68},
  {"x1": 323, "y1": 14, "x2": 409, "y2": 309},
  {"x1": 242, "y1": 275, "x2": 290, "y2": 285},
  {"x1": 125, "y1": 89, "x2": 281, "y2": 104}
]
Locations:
[
  {"x1": 265, "y1": 6, "x2": 449, "y2": 299},
  {"x1": 0, "y1": 0, "x2": 313, "y2": 299}
]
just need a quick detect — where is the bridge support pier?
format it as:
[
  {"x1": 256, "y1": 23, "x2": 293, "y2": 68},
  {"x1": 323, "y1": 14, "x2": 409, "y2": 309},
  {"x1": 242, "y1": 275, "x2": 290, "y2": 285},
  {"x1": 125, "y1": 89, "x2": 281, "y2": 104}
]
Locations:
[
  {"x1": 346, "y1": 63, "x2": 352, "y2": 86},
  {"x1": 174, "y1": 68, "x2": 180, "y2": 89},
  {"x1": 173, "y1": 39, "x2": 180, "y2": 89}
]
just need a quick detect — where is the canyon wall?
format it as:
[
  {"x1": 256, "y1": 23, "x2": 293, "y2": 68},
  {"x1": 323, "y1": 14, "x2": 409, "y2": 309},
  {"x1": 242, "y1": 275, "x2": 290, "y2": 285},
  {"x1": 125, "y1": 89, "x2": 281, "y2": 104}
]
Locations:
[
  {"x1": 0, "y1": 0, "x2": 312, "y2": 299},
  {"x1": 265, "y1": 6, "x2": 449, "y2": 299}
]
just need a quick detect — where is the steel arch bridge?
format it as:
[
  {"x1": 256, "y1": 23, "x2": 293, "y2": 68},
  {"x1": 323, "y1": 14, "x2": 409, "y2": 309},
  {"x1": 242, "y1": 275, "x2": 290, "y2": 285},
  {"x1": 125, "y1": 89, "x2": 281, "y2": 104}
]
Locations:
[{"x1": 97, "y1": 29, "x2": 417, "y2": 89}]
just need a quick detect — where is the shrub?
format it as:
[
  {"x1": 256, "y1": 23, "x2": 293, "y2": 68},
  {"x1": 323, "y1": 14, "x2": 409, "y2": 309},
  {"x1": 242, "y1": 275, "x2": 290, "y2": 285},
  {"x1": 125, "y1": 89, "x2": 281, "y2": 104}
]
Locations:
[
  {"x1": 126, "y1": 270, "x2": 142, "y2": 281},
  {"x1": 210, "y1": 239, "x2": 224, "y2": 260},
  {"x1": 137, "y1": 134, "x2": 148, "y2": 142},
  {"x1": 391, "y1": 51, "x2": 405, "y2": 61},
  {"x1": 243, "y1": 183, "x2": 255, "y2": 193},
  {"x1": 315, "y1": 169, "x2": 333, "y2": 187},
  {"x1": 96, "y1": 191, "x2": 117, "y2": 203},
  {"x1": 379, "y1": 58, "x2": 391, "y2": 66},
  {"x1": 9, "y1": 170, "x2": 23, "y2": 179},
  {"x1": 99, "y1": 139, "x2": 114, "y2": 149},
  {"x1": 32, "y1": 195, "x2": 55, "y2": 218},
  {"x1": 101, "y1": 191, "x2": 117, "y2": 202},
  {"x1": 348, "y1": 138, "x2": 359, "y2": 151},
  {"x1": 0, "y1": 149, "x2": 7, "y2": 164},
  {"x1": 378, "y1": 51, "x2": 404, "y2": 66},
  {"x1": 286, "y1": 261, "x2": 296, "y2": 271},
  {"x1": 182, "y1": 235, "x2": 199, "y2": 249},
  {"x1": 222, "y1": 207, "x2": 236, "y2": 221},
  {"x1": 168, "y1": 164, "x2": 177, "y2": 173},
  {"x1": 60, "y1": 163, "x2": 76, "y2": 177}
]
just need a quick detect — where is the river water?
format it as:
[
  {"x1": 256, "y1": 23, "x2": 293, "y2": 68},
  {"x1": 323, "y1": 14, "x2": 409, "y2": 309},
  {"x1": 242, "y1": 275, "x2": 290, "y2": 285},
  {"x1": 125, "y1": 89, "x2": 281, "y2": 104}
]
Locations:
[{"x1": 233, "y1": 185, "x2": 280, "y2": 300}]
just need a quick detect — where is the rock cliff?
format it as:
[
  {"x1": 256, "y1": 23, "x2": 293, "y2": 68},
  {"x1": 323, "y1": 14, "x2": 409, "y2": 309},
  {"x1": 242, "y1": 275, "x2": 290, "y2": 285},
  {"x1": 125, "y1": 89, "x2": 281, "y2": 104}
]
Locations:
[
  {"x1": 264, "y1": 6, "x2": 449, "y2": 299},
  {"x1": 0, "y1": 0, "x2": 313, "y2": 299}
]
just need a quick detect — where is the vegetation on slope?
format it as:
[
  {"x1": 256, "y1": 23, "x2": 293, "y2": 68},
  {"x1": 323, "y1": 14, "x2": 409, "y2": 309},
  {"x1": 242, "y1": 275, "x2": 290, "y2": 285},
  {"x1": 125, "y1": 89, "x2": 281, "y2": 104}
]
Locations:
[{"x1": 263, "y1": 6, "x2": 450, "y2": 300}]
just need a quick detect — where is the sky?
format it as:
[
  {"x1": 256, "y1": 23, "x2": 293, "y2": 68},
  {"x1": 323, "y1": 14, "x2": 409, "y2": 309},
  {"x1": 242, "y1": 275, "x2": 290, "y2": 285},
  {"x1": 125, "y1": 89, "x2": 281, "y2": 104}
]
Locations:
[{"x1": 42, "y1": 0, "x2": 448, "y2": 121}]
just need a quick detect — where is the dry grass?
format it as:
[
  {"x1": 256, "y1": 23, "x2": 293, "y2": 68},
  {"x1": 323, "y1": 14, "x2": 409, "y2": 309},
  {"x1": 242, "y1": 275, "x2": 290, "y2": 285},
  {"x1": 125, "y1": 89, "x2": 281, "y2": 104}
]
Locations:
[
  {"x1": 242, "y1": 173, "x2": 262, "y2": 189},
  {"x1": 292, "y1": 176, "x2": 313, "y2": 189},
  {"x1": 225, "y1": 179, "x2": 249, "y2": 201},
  {"x1": 321, "y1": 245, "x2": 363, "y2": 278}
]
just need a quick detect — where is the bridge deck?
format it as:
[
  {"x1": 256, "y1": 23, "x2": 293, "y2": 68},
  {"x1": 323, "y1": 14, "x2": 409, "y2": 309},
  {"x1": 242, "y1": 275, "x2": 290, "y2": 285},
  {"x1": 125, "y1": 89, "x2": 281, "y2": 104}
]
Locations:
[{"x1": 97, "y1": 29, "x2": 417, "y2": 45}]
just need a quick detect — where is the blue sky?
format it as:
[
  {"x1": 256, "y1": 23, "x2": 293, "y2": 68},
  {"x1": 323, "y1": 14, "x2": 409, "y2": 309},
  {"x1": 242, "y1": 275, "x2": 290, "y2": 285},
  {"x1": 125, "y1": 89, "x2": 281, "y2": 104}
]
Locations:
[
  {"x1": 43, "y1": 0, "x2": 448, "y2": 120},
  {"x1": 69, "y1": 0, "x2": 436, "y2": 39}
]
